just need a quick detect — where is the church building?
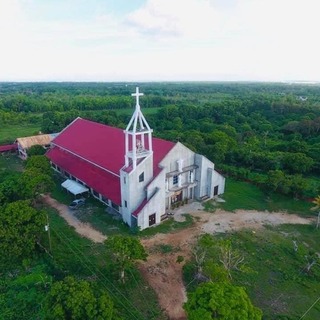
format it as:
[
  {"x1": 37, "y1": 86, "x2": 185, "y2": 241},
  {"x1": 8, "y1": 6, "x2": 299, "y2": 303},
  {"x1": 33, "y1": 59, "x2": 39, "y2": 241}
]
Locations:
[{"x1": 47, "y1": 88, "x2": 225, "y2": 230}]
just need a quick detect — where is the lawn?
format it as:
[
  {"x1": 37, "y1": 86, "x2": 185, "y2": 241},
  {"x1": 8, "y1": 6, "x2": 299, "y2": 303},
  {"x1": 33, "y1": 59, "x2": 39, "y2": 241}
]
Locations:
[
  {"x1": 208, "y1": 178, "x2": 314, "y2": 217},
  {"x1": 0, "y1": 123, "x2": 41, "y2": 144}
]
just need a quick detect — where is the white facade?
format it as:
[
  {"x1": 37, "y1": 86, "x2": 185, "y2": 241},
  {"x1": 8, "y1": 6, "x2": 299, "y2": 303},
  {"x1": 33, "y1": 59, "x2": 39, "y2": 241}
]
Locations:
[{"x1": 119, "y1": 88, "x2": 225, "y2": 230}]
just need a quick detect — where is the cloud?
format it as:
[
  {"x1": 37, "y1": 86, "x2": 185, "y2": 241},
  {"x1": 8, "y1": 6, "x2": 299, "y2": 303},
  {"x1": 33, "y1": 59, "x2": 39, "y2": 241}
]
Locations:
[{"x1": 125, "y1": 0, "x2": 223, "y2": 40}]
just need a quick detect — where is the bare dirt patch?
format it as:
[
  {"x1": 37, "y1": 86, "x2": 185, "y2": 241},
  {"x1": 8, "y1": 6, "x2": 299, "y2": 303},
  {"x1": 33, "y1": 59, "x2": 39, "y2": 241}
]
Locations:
[
  {"x1": 42, "y1": 194, "x2": 107, "y2": 243},
  {"x1": 139, "y1": 206, "x2": 313, "y2": 320}
]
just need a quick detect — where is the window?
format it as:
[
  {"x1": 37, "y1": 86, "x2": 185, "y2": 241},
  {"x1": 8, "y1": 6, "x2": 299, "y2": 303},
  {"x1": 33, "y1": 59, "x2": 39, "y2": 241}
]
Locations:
[
  {"x1": 112, "y1": 202, "x2": 120, "y2": 212},
  {"x1": 124, "y1": 200, "x2": 127, "y2": 208},
  {"x1": 92, "y1": 189, "x2": 99, "y2": 198},
  {"x1": 124, "y1": 176, "x2": 126, "y2": 184},
  {"x1": 101, "y1": 196, "x2": 109, "y2": 204},
  {"x1": 173, "y1": 175, "x2": 178, "y2": 185},
  {"x1": 139, "y1": 172, "x2": 144, "y2": 182}
]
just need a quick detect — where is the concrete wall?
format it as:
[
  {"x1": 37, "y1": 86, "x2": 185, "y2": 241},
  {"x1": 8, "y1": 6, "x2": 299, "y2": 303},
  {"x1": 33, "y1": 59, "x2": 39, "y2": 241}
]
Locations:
[
  {"x1": 212, "y1": 170, "x2": 226, "y2": 195},
  {"x1": 194, "y1": 154, "x2": 225, "y2": 199},
  {"x1": 120, "y1": 153, "x2": 153, "y2": 226}
]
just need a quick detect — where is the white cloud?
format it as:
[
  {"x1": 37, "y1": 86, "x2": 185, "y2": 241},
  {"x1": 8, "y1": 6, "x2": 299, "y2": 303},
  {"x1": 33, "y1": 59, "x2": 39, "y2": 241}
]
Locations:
[{"x1": 126, "y1": 0, "x2": 223, "y2": 40}]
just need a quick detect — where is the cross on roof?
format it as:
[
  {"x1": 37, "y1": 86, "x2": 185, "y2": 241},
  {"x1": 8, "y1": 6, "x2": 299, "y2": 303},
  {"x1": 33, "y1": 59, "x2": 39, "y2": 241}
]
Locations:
[{"x1": 132, "y1": 87, "x2": 144, "y2": 106}]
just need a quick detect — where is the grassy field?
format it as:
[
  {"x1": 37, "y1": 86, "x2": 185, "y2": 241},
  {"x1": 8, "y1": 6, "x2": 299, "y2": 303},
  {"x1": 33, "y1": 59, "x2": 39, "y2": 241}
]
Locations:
[
  {"x1": 204, "y1": 178, "x2": 314, "y2": 217},
  {"x1": 225, "y1": 225, "x2": 320, "y2": 319},
  {"x1": 0, "y1": 123, "x2": 41, "y2": 144}
]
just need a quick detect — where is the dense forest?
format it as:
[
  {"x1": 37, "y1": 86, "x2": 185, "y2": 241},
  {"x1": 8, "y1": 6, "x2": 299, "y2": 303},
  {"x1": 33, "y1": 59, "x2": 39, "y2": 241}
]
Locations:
[{"x1": 1, "y1": 81, "x2": 320, "y2": 199}]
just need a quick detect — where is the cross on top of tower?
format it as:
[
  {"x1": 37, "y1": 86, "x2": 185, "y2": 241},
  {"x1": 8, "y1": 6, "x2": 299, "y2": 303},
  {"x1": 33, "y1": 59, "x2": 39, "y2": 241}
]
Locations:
[{"x1": 132, "y1": 87, "x2": 143, "y2": 107}]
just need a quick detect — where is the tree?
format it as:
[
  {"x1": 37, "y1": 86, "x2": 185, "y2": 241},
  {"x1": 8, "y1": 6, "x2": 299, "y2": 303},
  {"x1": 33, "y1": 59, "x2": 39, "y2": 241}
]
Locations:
[
  {"x1": 184, "y1": 282, "x2": 262, "y2": 320},
  {"x1": 45, "y1": 276, "x2": 119, "y2": 320},
  {"x1": 218, "y1": 240, "x2": 244, "y2": 279},
  {"x1": 21, "y1": 169, "x2": 54, "y2": 198},
  {"x1": 105, "y1": 236, "x2": 147, "y2": 282},
  {"x1": 27, "y1": 144, "x2": 46, "y2": 157},
  {"x1": 0, "y1": 173, "x2": 23, "y2": 205},
  {"x1": 0, "y1": 200, "x2": 46, "y2": 265},
  {"x1": 25, "y1": 155, "x2": 52, "y2": 175}
]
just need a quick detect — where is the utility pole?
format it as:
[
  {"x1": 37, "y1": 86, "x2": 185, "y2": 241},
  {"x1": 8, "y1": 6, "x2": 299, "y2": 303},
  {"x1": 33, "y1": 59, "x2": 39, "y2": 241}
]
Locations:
[{"x1": 45, "y1": 214, "x2": 52, "y2": 252}]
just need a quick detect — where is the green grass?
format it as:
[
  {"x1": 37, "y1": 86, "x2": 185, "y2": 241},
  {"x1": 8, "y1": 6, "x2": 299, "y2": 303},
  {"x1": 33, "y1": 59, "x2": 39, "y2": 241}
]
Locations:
[
  {"x1": 213, "y1": 178, "x2": 313, "y2": 217},
  {"x1": 140, "y1": 214, "x2": 194, "y2": 237},
  {"x1": 0, "y1": 154, "x2": 24, "y2": 172},
  {"x1": 185, "y1": 225, "x2": 320, "y2": 319},
  {"x1": 229, "y1": 225, "x2": 320, "y2": 319},
  {"x1": 0, "y1": 123, "x2": 41, "y2": 144}
]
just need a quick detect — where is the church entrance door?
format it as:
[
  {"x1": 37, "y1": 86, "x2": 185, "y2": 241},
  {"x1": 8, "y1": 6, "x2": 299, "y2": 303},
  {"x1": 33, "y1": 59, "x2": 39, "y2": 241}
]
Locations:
[
  {"x1": 171, "y1": 190, "x2": 182, "y2": 204},
  {"x1": 149, "y1": 213, "x2": 156, "y2": 226},
  {"x1": 214, "y1": 185, "x2": 219, "y2": 196}
]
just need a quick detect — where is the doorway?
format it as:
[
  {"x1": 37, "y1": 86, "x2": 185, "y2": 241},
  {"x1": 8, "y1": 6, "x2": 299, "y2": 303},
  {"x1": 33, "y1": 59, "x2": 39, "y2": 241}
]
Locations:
[{"x1": 149, "y1": 213, "x2": 156, "y2": 226}]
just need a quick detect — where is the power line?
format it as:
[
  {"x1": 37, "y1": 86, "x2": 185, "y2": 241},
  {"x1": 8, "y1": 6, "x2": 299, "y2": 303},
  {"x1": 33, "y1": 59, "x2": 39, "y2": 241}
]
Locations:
[
  {"x1": 51, "y1": 228, "x2": 145, "y2": 320},
  {"x1": 127, "y1": 268, "x2": 159, "y2": 319},
  {"x1": 299, "y1": 296, "x2": 320, "y2": 319}
]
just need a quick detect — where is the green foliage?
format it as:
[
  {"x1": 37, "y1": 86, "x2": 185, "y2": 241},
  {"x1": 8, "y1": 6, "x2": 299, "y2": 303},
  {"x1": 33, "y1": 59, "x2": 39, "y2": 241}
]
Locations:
[
  {"x1": 0, "y1": 264, "x2": 51, "y2": 320},
  {"x1": 21, "y1": 169, "x2": 54, "y2": 198},
  {"x1": 105, "y1": 236, "x2": 148, "y2": 282},
  {"x1": 25, "y1": 155, "x2": 52, "y2": 175},
  {"x1": 0, "y1": 172, "x2": 23, "y2": 205},
  {"x1": 27, "y1": 144, "x2": 46, "y2": 156},
  {"x1": 0, "y1": 200, "x2": 46, "y2": 266},
  {"x1": 220, "y1": 178, "x2": 313, "y2": 215},
  {"x1": 184, "y1": 282, "x2": 262, "y2": 319},
  {"x1": 45, "y1": 276, "x2": 120, "y2": 320}
]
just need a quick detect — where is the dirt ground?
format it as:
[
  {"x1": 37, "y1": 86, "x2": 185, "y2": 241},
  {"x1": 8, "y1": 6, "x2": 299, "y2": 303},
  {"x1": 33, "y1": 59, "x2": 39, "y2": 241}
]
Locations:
[
  {"x1": 138, "y1": 205, "x2": 313, "y2": 320},
  {"x1": 42, "y1": 194, "x2": 107, "y2": 243},
  {"x1": 43, "y1": 195, "x2": 314, "y2": 320}
]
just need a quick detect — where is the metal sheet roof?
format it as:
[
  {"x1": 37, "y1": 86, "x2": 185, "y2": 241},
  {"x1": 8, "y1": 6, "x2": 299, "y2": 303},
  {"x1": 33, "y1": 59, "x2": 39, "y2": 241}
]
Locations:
[{"x1": 61, "y1": 179, "x2": 89, "y2": 195}]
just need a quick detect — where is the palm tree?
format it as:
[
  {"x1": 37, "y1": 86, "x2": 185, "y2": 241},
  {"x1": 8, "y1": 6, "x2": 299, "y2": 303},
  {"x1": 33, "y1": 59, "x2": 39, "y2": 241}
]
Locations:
[{"x1": 311, "y1": 195, "x2": 320, "y2": 228}]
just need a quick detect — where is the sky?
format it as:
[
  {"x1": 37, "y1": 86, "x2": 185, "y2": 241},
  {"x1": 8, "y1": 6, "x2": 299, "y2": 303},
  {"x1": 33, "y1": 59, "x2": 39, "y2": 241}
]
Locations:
[{"x1": 0, "y1": 0, "x2": 320, "y2": 82}]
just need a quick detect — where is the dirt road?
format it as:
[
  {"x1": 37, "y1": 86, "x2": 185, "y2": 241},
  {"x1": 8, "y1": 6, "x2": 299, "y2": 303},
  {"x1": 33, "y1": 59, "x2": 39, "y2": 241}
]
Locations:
[{"x1": 42, "y1": 194, "x2": 107, "y2": 243}]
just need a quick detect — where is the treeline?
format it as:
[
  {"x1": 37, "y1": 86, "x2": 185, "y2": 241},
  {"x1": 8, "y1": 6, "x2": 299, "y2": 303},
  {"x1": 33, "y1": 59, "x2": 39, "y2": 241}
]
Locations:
[
  {"x1": 1, "y1": 82, "x2": 320, "y2": 198},
  {"x1": 148, "y1": 95, "x2": 320, "y2": 198}
]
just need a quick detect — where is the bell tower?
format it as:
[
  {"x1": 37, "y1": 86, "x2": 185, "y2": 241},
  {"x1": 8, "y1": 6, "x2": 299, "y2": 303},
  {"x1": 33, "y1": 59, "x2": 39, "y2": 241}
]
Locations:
[{"x1": 124, "y1": 87, "x2": 153, "y2": 170}]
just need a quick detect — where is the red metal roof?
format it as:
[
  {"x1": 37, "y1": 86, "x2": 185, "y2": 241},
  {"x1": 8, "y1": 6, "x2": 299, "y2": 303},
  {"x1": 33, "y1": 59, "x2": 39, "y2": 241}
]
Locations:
[
  {"x1": 52, "y1": 118, "x2": 175, "y2": 175},
  {"x1": 47, "y1": 147, "x2": 121, "y2": 204},
  {"x1": 47, "y1": 118, "x2": 175, "y2": 206},
  {"x1": 0, "y1": 144, "x2": 17, "y2": 152}
]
